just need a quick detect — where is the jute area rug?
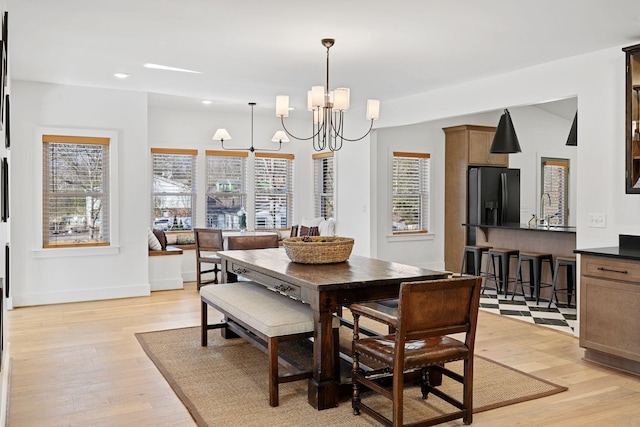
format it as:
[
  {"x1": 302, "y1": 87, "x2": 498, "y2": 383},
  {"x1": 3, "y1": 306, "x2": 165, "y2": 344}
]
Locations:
[{"x1": 136, "y1": 327, "x2": 567, "y2": 427}]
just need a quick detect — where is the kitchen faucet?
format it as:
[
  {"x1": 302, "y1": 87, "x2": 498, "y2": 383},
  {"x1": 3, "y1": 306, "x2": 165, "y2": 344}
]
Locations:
[{"x1": 539, "y1": 193, "x2": 551, "y2": 228}]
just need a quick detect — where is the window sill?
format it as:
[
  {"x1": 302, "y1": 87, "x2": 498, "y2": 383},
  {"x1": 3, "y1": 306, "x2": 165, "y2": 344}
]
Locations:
[
  {"x1": 386, "y1": 232, "x2": 434, "y2": 243},
  {"x1": 32, "y1": 245, "x2": 120, "y2": 258}
]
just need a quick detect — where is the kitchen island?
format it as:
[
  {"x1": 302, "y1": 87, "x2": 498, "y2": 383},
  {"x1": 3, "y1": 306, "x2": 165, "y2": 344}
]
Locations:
[{"x1": 464, "y1": 223, "x2": 576, "y2": 302}]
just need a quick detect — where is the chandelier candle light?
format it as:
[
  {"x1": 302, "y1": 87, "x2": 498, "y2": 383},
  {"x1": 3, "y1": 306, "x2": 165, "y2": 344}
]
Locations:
[
  {"x1": 275, "y1": 38, "x2": 380, "y2": 152},
  {"x1": 212, "y1": 102, "x2": 288, "y2": 153}
]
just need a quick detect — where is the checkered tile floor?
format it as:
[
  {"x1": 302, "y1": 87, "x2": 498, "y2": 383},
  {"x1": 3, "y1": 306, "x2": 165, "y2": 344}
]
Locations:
[{"x1": 479, "y1": 288, "x2": 577, "y2": 335}]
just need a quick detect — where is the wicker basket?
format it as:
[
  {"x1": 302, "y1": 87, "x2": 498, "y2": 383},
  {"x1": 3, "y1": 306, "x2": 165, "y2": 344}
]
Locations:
[{"x1": 282, "y1": 236, "x2": 354, "y2": 264}]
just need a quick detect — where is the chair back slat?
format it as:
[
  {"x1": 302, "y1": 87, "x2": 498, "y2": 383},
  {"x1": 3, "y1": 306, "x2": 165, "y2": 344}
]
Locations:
[
  {"x1": 227, "y1": 234, "x2": 279, "y2": 250},
  {"x1": 194, "y1": 228, "x2": 224, "y2": 254}
]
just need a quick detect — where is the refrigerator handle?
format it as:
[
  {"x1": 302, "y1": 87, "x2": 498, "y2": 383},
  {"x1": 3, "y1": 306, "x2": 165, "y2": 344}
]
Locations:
[{"x1": 500, "y1": 172, "x2": 507, "y2": 224}]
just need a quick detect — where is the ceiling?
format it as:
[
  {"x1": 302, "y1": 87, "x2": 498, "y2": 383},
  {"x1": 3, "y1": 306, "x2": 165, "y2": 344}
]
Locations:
[{"x1": 7, "y1": 1, "x2": 640, "y2": 114}]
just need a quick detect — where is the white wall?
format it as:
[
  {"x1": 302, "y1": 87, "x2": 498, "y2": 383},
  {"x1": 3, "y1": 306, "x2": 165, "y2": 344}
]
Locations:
[
  {"x1": 376, "y1": 46, "x2": 638, "y2": 250},
  {"x1": 148, "y1": 106, "x2": 316, "y2": 230},
  {"x1": 11, "y1": 81, "x2": 150, "y2": 306},
  {"x1": 10, "y1": 44, "x2": 639, "y2": 307},
  {"x1": 371, "y1": 103, "x2": 576, "y2": 270}
]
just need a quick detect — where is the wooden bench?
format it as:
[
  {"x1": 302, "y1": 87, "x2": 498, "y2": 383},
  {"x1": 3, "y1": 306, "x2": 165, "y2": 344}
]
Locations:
[{"x1": 200, "y1": 281, "x2": 339, "y2": 407}]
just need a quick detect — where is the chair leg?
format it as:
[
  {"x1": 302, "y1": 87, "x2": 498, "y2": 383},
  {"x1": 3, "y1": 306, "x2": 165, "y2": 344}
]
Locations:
[
  {"x1": 196, "y1": 262, "x2": 202, "y2": 290},
  {"x1": 392, "y1": 361, "x2": 405, "y2": 427},
  {"x1": 463, "y1": 357, "x2": 473, "y2": 425},
  {"x1": 268, "y1": 336, "x2": 279, "y2": 407}
]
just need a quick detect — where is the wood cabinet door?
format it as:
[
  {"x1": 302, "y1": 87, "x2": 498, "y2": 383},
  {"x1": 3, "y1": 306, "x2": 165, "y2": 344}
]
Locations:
[{"x1": 468, "y1": 130, "x2": 507, "y2": 166}]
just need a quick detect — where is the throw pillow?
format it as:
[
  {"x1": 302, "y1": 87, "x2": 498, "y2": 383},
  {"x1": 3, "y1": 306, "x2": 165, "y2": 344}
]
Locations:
[
  {"x1": 148, "y1": 228, "x2": 162, "y2": 251},
  {"x1": 301, "y1": 217, "x2": 324, "y2": 227},
  {"x1": 319, "y1": 218, "x2": 335, "y2": 236},
  {"x1": 176, "y1": 233, "x2": 196, "y2": 245},
  {"x1": 152, "y1": 229, "x2": 167, "y2": 250},
  {"x1": 300, "y1": 225, "x2": 319, "y2": 236}
]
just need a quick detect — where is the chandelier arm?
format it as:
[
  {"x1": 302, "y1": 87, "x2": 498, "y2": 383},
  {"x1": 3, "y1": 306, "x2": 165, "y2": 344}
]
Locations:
[
  {"x1": 331, "y1": 119, "x2": 375, "y2": 142},
  {"x1": 279, "y1": 116, "x2": 321, "y2": 141},
  {"x1": 253, "y1": 141, "x2": 282, "y2": 152}
]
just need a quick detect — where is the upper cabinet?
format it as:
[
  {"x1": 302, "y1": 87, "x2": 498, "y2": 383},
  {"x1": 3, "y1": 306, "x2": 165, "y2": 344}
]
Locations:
[
  {"x1": 624, "y1": 43, "x2": 640, "y2": 193},
  {"x1": 467, "y1": 128, "x2": 508, "y2": 166}
]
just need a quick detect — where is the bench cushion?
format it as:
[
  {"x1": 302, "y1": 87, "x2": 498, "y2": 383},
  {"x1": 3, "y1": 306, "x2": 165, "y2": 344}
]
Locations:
[{"x1": 201, "y1": 282, "x2": 315, "y2": 337}]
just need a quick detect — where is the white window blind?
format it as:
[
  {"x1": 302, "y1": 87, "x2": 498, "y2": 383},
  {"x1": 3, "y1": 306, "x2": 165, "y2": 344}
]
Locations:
[
  {"x1": 542, "y1": 158, "x2": 569, "y2": 226},
  {"x1": 205, "y1": 150, "x2": 248, "y2": 229},
  {"x1": 151, "y1": 148, "x2": 197, "y2": 231},
  {"x1": 392, "y1": 152, "x2": 430, "y2": 233},
  {"x1": 254, "y1": 152, "x2": 294, "y2": 229},
  {"x1": 313, "y1": 152, "x2": 334, "y2": 218},
  {"x1": 42, "y1": 135, "x2": 110, "y2": 248}
]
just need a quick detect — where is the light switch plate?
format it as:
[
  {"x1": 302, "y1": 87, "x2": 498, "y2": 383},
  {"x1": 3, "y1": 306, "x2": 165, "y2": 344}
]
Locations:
[{"x1": 588, "y1": 213, "x2": 606, "y2": 228}]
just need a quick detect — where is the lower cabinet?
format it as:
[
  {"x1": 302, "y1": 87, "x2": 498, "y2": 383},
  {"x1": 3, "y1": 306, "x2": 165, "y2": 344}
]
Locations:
[{"x1": 580, "y1": 254, "x2": 640, "y2": 374}]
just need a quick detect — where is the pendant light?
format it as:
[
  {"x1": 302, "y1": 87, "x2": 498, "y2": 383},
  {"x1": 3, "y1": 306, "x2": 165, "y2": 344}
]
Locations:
[
  {"x1": 566, "y1": 111, "x2": 577, "y2": 146},
  {"x1": 490, "y1": 109, "x2": 522, "y2": 153}
]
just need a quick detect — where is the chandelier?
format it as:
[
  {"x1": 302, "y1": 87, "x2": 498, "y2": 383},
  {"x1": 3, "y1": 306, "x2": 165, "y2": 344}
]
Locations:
[
  {"x1": 275, "y1": 38, "x2": 380, "y2": 152},
  {"x1": 212, "y1": 102, "x2": 288, "y2": 153}
]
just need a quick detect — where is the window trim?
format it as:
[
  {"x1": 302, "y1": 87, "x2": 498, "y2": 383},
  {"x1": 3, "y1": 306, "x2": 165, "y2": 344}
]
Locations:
[
  {"x1": 541, "y1": 157, "x2": 570, "y2": 226},
  {"x1": 253, "y1": 152, "x2": 295, "y2": 229},
  {"x1": 205, "y1": 149, "x2": 248, "y2": 230},
  {"x1": 150, "y1": 147, "x2": 198, "y2": 231},
  {"x1": 391, "y1": 151, "x2": 431, "y2": 235},
  {"x1": 33, "y1": 127, "x2": 119, "y2": 258},
  {"x1": 313, "y1": 151, "x2": 334, "y2": 219}
]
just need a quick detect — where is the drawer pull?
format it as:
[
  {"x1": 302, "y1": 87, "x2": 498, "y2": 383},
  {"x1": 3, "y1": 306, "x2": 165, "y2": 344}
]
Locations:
[
  {"x1": 233, "y1": 267, "x2": 247, "y2": 274},
  {"x1": 275, "y1": 284, "x2": 293, "y2": 292},
  {"x1": 597, "y1": 267, "x2": 628, "y2": 274}
]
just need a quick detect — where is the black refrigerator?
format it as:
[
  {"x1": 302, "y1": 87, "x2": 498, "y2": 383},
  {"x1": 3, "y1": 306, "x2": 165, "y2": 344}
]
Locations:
[{"x1": 467, "y1": 167, "x2": 521, "y2": 245}]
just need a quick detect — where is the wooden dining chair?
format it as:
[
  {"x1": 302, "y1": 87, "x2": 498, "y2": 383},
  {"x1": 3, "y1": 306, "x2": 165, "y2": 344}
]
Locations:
[
  {"x1": 194, "y1": 228, "x2": 224, "y2": 290},
  {"x1": 350, "y1": 276, "x2": 482, "y2": 426},
  {"x1": 227, "y1": 234, "x2": 279, "y2": 250}
]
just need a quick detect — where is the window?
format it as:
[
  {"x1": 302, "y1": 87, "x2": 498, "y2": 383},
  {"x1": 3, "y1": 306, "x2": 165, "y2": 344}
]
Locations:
[
  {"x1": 151, "y1": 148, "x2": 197, "y2": 231},
  {"x1": 205, "y1": 150, "x2": 248, "y2": 229},
  {"x1": 43, "y1": 135, "x2": 110, "y2": 248},
  {"x1": 254, "y1": 152, "x2": 294, "y2": 229},
  {"x1": 392, "y1": 151, "x2": 430, "y2": 233},
  {"x1": 313, "y1": 152, "x2": 334, "y2": 218},
  {"x1": 541, "y1": 158, "x2": 569, "y2": 226}
]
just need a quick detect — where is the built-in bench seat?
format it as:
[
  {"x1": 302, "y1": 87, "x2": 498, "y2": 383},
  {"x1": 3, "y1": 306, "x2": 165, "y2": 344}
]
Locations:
[
  {"x1": 200, "y1": 281, "x2": 339, "y2": 407},
  {"x1": 148, "y1": 245, "x2": 184, "y2": 291}
]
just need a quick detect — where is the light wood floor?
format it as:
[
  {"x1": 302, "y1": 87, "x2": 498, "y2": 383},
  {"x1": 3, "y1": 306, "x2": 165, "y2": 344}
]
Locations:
[{"x1": 6, "y1": 282, "x2": 640, "y2": 426}]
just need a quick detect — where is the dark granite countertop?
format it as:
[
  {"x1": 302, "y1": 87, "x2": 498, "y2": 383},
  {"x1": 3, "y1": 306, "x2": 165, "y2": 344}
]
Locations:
[
  {"x1": 574, "y1": 246, "x2": 640, "y2": 261},
  {"x1": 464, "y1": 223, "x2": 577, "y2": 233}
]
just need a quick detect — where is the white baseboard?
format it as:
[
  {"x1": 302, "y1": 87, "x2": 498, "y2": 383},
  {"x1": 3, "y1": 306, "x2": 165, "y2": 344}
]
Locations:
[
  {"x1": 150, "y1": 278, "x2": 184, "y2": 291},
  {"x1": 11, "y1": 284, "x2": 151, "y2": 307}
]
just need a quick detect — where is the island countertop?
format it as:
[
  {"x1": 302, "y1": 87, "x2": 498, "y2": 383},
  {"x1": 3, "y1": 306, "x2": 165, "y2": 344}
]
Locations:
[{"x1": 464, "y1": 222, "x2": 577, "y2": 233}]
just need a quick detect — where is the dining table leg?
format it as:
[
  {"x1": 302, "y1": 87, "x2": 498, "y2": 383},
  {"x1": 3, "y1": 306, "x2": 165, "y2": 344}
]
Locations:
[{"x1": 308, "y1": 306, "x2": 340, "y2": 409}]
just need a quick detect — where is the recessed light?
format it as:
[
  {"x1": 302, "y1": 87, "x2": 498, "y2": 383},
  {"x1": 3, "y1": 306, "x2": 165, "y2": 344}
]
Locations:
[
  {"x1": 202, "y1": 100, "x2": 212, "y2": 105},
  {"x1": 143, "y1": 63, "x2": 202, "y2": 74},
  {"x1": 114, "y1": 72, "x2": 130, "y2": 79}
]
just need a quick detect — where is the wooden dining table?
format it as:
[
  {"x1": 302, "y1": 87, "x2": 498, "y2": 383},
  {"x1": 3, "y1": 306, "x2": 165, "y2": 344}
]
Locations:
[{"x1": 217, "y1": 247, "x2": 449, "y2": 410}]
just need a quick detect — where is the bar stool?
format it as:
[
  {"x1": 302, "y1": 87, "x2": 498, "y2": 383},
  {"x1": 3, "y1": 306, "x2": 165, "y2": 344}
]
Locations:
[
  {"x1": 512, "y1": 252, "x2": 554, "y2": 304},
  {"x1": 460, "y1": 245, "x2": 493, "y2": 276},
  {"x1": 548, "y1": 256, "x2": 577, "y2": 308},
  {"x1": 483, "y1": 248, "x2": 519, "y2": 296}
]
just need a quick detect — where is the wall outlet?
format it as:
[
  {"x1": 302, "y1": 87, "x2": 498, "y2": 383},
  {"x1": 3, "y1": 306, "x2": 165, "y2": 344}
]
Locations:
[{"x1": 588, "y1": 213, "x2": 606, "y2": 228}]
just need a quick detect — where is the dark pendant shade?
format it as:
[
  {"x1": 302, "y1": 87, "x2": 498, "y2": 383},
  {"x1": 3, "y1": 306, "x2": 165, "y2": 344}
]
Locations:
[
  {"x1": 566, "y1": 111, "x2": 577, "y2": 146},
  {"x1": 490, "y1": 109, "x2": 522, "y2": 153}
]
